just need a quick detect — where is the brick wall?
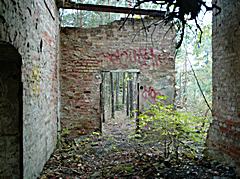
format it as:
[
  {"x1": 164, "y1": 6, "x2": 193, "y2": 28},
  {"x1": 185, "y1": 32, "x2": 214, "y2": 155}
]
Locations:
[
  {"x1": 61, "y1": 18, "x2": 176, "y2": 137},
  {"x1": 0, "y1": 0, "x2": 60, "y2": 178},
  {"x1": 207, "y1": 0, "x2": 240, "y2": 175}
]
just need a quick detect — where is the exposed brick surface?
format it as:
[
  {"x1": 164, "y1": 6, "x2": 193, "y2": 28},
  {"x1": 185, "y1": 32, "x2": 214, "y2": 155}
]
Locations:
[
  {"x1": 3, "y1": 0, "x2": 240, "y2": 177},
  {"x1": 61, "y1": 18, "x2": 176, "y2": 137},
  {"x1": 207, "y1": 0, "x2": 240, "y2": 175},
  {"x1": 1, "y1": 0, "x2": 240, "y2": 177},
  {"x1": 0, "y1": 0, "x2": 60, "y2": 178}
]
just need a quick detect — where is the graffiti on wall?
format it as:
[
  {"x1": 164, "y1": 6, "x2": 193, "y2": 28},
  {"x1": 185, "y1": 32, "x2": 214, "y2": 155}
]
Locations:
[
  {"x1": 141, "y1": 85, "x2": 161, "y2": 102},
  {"x1": 99, "y1": 48, "x2": 171, "y2": 69}
]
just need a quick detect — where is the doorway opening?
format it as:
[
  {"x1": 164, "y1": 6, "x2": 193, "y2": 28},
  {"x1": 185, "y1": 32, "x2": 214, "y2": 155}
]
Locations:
[
  {"x1": 100, "y1": 69, "x2": 140, "y2": 134},
  {"x1": 0, "y1": 42, "x2": 23, "y2": 178}
]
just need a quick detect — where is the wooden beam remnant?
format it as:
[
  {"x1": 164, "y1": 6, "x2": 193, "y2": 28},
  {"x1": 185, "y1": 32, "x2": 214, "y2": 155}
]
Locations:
[
  {"x1": 115, "y1": 73, "x2": 120, "y2": 110},
  {"x1": 100, "y1": 72, "x2": 105, "y2": 123},
  {"x1": 110, "y1": 72, "x2": 115, "y2": 119},
  {"x1": 59, "y1": 2, "x2": 165, "y2": 17},
  {"x1": 136, "y1": 82, "x2": 140, "y2": 133},
  {"x1": 122, "y1": 72, "x2": 126, "y2": 105},
  {"x1": 126, "y1": 77, "x2": 130, "y2": 116},
  {"x1": 129, "y1": 74, "x2": 134, "y2": 118}
]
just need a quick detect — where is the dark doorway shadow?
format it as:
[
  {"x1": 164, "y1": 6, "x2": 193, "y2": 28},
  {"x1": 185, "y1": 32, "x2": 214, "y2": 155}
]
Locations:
[{"x1": 0, "y1": 41, "x2": 23, "y2": 178}]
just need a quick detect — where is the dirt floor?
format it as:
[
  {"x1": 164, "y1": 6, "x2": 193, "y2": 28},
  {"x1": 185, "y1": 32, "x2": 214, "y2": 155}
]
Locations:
[{"x1": 39, "y1": 111, "x2": 237, "y2": 179}]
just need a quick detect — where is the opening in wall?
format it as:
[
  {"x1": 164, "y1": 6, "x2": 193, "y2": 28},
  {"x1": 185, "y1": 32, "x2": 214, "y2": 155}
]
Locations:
[
  {"x1": 0, "y1": 41, "x2": 23, "y2": 178},
  {"x1": 100, "y1": 69, "x2": 140, "y2": 133}
]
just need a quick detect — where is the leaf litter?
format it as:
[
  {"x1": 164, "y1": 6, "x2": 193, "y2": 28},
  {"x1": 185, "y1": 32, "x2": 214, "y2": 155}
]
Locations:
[{"x1": 39, "y1": 112, "x2": 236, "y2": 179}]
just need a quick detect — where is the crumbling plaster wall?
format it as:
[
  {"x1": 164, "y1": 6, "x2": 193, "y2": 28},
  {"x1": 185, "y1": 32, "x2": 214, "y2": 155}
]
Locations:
[
  {"x1": 61, "y1": 18, "x2": 176, "y2": 137},
  {"x1": 0, "y1": 0, "x2": 60, "y2": 178},
  {"x1": 207, "y1": 0, "x2": 240, "y2": 175}
]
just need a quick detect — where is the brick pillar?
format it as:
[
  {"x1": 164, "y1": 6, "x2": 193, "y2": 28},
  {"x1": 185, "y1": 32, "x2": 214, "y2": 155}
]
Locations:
[{"x1": 207, "y1": 0, "x2": 240, "y2": 175}]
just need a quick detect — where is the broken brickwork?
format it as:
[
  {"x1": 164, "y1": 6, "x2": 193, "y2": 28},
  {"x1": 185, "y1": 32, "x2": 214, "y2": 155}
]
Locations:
[
  {"x1": 60, "y1": 18, "x2": 176, "y2": 137},
  {"x1": 0, "y1": 0, "x2": 60, "y2": 178},
  {"x1": 2, "y1": 0, "x2": 240, "y2": 177},
  {"x1": 207, "y1": 0, "x2": 240, "y2": 175}
]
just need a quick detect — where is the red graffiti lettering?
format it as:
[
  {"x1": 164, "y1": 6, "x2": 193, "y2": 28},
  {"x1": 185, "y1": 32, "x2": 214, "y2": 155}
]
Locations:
[
  {"x1": 142, "y1": 85, "x2": 159, "y2": 102},
  {"x1": 98, "y1": 48, "x2": 171, "y2": 69}
]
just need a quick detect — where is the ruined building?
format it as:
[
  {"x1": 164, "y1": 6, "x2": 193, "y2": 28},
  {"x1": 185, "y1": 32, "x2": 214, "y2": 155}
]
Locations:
[
  {"x1": 0, "y1": 0, "x2": 239, "y2": 178},
  {"x1": 60, "y1": 18, "x2": 176, "y2": 137}
]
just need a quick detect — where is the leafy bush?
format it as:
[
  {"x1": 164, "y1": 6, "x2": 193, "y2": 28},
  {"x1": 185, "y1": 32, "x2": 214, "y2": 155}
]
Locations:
[{"x1": 135, "y1": 96, "x2": 209, "y2": 160}]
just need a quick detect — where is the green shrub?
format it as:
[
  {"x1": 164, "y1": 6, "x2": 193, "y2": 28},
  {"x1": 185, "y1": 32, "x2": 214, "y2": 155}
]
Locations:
[{"x1": 136, "y1": 96, "x2": 209, "y2": 160}]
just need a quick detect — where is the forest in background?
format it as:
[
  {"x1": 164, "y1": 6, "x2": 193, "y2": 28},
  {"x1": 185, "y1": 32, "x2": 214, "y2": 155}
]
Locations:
[
  {"x1": 176, "y1": 23, "x2": 212, "y2": 119},
  {"x1": 60, "y1": 0, "x2": 159, "y2": 27}
]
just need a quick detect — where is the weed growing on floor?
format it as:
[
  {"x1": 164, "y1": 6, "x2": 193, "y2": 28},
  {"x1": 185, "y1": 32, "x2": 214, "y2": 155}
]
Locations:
[{"x1": 130, "y1": 96, "x2": 209, "y2": 161}]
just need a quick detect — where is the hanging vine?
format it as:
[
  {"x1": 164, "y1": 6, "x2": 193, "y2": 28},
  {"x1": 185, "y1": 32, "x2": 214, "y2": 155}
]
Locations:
[{"x1": 119, "y1": 0, "x2": 221, "y2": 48}]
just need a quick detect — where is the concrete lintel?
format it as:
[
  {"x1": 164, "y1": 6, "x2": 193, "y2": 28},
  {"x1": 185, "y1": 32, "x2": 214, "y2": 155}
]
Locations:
[
  {"x1": 59, "y1": 2, "x2": 165, "y2": 17},
  {"x1": 102, "y1": 69, "x2": 140, "y2": 73}
]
